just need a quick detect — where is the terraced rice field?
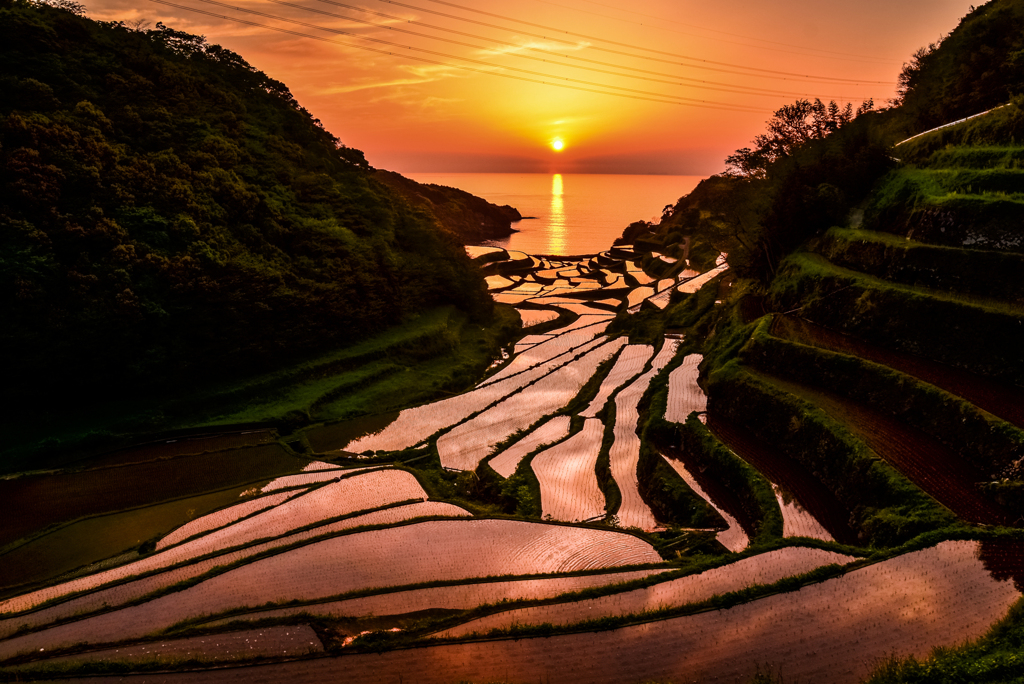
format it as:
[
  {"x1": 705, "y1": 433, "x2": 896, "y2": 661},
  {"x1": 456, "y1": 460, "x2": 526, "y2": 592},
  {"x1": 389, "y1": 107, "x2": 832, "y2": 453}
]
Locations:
[
  {"x1": 532, "y1": 419, "x2": 607, "y2": 523},
  {"x1": 660, "y1": 455, "x2": 748, "y2": 552},
  {"x1": 137, "y1": 542, "x2": 1020, "y2": 684},
  {"x1": 0, "y1": 502, "x2": 471, "y2": 642},
  {"x1": 706, "y1": 414, "x2": 856, "y2": 545},
  {"x1": 478, "y1": 322, "x2": 609, "y2": 388},
  {"x1": 766, "y1": 373, "x2": 1012, "y2": 526},
  {"x1": 437, "y1": 339, "x2": 627, "y2": 471},
  {"x1": 507, "y1": 281, "x2": 545, "y2": 295},
  {"x1": 260, "y1": 468, "x2": 365, "y2": 493},
  {"x1": 484, "y1": 275, "x2": 515, "y2": 290},
  {"x1": 525, "y1": 298, "x2": 609, "y2": 316},
  {"x1": 513, "y1": 334, "x2": 551, "y2": 350},
  {"x1": 772, "y1": 314, "x2": 1024, "y2": 429},
  {"x1": 677, "y1": 266, "x2": 729, "y2": 296},
  {"x1": 0, "y1": 521, "x2": 661, "y2": 658},
  {"x1": 771, "y1": 485, "x2": 834, "y2": 541},
  {"x1": 515, "y1": 308, "x2": 559, "y2": 328},
  {"x1": 487, "y1": 416, "x2": 572, "y2": 479},
  {"x1": 580, "y1": 344, "x2": 654, "y2": 418},
  {"x1": 0, "y1": 469, "x2": 428, "y2": 615},
  {"x1": 665, "y1": 353, "x2": 706, "y2": 423},
  {"x1": 346, "y1": 332, "x2": 607, "y2": 454},
  {"x1": 442, "y1": 546, "x2": 854, "y2": 636},
  {"x1": 10, "y1": 243, "x2": 1021, "y2": 681},
  {"x1": 202, "y1": 570, "x2": 666, "y2": 625},
  {"x1": 608, "y1": 341, "x2": 679, "y2": 530},
  {"x1": 627, "y1": 286, "x2": 655, "y2": 308},
  {"x1": 0, "y1": 444, "x2": 302, "y2": 549},
  {"x1": 644, "y1": 286, "x2": 674, "y2": 310},
  {"x1": 156, "y1": 491, "x2": 295, "y2": 550},
  {"x1": 629, "y1": 270, "x2": 657, "y2": 285},
  {"x1": 16, "y1": 626, "x2": 323, "y2": 669},
  {"x1": 301, "y1": 461, "x2": 340, "y2": 472},
  {"x1": 465, "y1": 246, "x2": 504, "y2": 259},
  {"x1": 547, "y1": 314, "x2": 613, "y2": 334},
  {"x1": 491, "y1": 291, "x2": 535, "y2": 305}
]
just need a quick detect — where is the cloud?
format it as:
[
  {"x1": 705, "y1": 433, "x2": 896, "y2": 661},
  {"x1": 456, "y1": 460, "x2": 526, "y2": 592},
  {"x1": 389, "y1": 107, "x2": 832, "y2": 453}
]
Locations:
[
  {"x1": 476, "y1": 40, "x2": 592, "y2": 59},
  {"x1": 316, "y1": 77, "x2": 442, "y2": 94}
]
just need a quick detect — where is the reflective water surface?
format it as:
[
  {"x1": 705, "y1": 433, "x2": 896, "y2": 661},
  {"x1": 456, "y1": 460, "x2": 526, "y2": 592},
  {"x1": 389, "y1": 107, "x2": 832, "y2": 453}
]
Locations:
[{"x1": 408, "y1": 173, "x2": 705, "y2": 255}]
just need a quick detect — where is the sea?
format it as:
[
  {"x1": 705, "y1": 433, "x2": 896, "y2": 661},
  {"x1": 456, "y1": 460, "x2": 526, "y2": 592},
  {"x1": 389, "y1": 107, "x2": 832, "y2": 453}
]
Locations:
[{"x1": 406, "y1": 173, "x2": 706, "y2": 256}]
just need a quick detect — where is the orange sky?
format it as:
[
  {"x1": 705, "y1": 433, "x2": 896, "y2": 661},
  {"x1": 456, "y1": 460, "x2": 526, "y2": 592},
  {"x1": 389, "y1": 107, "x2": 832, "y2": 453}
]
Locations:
[{"x1": 86, "y1": 0, "x2": 977, "y2": 174}]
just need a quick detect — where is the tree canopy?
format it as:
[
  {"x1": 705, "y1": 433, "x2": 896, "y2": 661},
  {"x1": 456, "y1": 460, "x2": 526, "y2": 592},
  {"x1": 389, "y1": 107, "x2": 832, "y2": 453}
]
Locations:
[
  {"x1": 0, "y1": 0, "x2": 494, "y2": 401},
  {"x1": 725, "y1": 98, "x2": 873, "y2": 180}
]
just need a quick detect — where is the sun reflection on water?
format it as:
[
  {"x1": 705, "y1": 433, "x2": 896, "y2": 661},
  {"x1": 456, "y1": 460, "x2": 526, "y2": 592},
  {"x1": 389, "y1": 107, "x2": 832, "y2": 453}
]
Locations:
[{"x1": 548, "y1": 173, "x2": 567, "y2": 254}]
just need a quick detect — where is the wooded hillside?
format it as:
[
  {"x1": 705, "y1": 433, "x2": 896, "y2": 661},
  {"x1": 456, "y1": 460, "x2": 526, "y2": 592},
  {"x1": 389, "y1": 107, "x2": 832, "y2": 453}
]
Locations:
[{"x1": 0, "y1": 0, "x2": 497, "y2": 402}]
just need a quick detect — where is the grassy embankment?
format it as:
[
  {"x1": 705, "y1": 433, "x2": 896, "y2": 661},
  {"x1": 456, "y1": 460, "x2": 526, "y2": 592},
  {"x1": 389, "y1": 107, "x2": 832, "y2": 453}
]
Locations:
[{"x1": 865, "y1": 598, "x2": 1024, "y2": 684}]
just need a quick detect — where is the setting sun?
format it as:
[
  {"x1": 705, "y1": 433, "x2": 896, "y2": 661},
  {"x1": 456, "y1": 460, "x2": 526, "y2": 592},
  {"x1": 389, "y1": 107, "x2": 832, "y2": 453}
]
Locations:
[{"x1": 551, "y1": 138, "x2": 565, "y2": 152}]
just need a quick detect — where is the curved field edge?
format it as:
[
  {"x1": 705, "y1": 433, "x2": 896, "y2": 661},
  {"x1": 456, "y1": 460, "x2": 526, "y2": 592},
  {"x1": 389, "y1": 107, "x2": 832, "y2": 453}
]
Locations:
[
  {"x1": 9, "y1": 536, "x2": 1018, "y2": 680},
  {"x1": 743, "y1": 316, "x2": 1024, "y2": 480},
  {"x1": 706, "y1": 359, "x2": 958, "y2": 548},
  {"x1": 0, "y1": 513, "x2": 665, "y2": 636}
]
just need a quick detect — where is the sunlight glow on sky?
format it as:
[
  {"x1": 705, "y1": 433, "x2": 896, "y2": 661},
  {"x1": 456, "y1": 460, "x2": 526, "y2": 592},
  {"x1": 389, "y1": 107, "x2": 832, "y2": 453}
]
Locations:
[{"x1": 86, "y1": 0, "x2": 978, "y2": 174}]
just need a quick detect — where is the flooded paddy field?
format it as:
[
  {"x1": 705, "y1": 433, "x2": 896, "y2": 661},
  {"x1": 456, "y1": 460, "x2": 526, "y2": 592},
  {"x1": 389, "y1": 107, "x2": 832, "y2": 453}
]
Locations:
[
  {"x1": 0, "y1": 521, "x2": 660, "y2": 658},
  {"x1": 580, "y1": 344, "x2": 653, "y2": 418},
  {"x1": 441, "y1": 546, "x2": 854, "y2": 636},
  {"x1": 59, "y1": 542, "x2": 1022, "y2": 684},
  {"x1": 4, "y1": 246, "x2": 1022, "y2": 683},
  {"x1": 6, "y1": 626, "x2": 323, "y2": 670},
  {"x1": 199, "y1": 569, "x2": 666, "y2": 626},
  {"x1": 765, "y1": 373, "x2": 1014, "y2": 526},
  {"x1": 608, "y1": 341, "x2": 680, "y2": 530},
  {"x1": 486, "y1": 415, "x2": 571, "y2": 479},
  {"x1": 0, "y1": 486, "x2": 256, "y2": 593},
  {"x1": 0, "y1": 501, "x2": 472, "y2": 643},
  {"x1": 532, "y1": 419, "x2": 607, "y2": 523},
  {"x1": 665, "y1": 353, "x2": 706, "y2": 423},
  {"x1": 659, "y1": 455, "x2": 748, "y2": 552},
  {"x1": 436, "y1": 338, "x2": 626, "y2": 471},
  {"x1": 706, "y1": 414, "x2": 857, "y2": 545},
  {"x1": 772, "y1": 315, "x2": 1024, "y2": 430}
]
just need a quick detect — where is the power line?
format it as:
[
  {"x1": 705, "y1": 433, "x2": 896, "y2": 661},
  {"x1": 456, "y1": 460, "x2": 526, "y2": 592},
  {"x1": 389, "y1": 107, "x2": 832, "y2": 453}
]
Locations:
[
  {"x1": 385, "y1": 0, "x2": 895, "y2": 85},
  {"x1": 264, "y1": 0, "x2": 884, "y2": 102},
  {"x1": 305, "y1": 0, "x2": 886, "y2": 101},
  {"x1": 531, "y1": 0, "x2": 898, "y2": 65},
  {"x1": 183, "y1": 0, "x2": 775, "y2": 111},
  {"x1": 148, "y1": 0, "x2": 771, "y2": 110}
]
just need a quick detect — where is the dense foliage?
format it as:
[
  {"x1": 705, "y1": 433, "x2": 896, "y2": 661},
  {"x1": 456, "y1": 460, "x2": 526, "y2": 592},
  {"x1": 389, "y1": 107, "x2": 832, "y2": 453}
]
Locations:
[
  {"x1": 894, "y1": 0, "x2": 1024, "y2": 131},
  {"x1": 626, "y1": 0, "x2": 1024, "y2": 284},
  {"x1": 0, "y1": 0, "x2": 494, "y2": 402}
]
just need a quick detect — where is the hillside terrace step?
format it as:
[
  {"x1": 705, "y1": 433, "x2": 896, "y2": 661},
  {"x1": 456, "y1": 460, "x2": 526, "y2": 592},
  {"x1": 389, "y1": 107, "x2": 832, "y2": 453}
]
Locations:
[
  {"x1": 785, "y1": 252, "x2": 1022, "y2": 316},
  {"x1": 817, "y1": 228, "x2": 1024, "y2": 305},
  {"x1": 705, "y1": 414, "x2": 858, "y2": 545},
  {"x1": 773, "y1": 254, "x2": 1024, "y2": 386},
  {"x1": 755, "y1": 371, "x2": 1015, "y2": 527},
  {"x1": 771, "y1": 315, "x2": 1024, "y2": 431}
]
